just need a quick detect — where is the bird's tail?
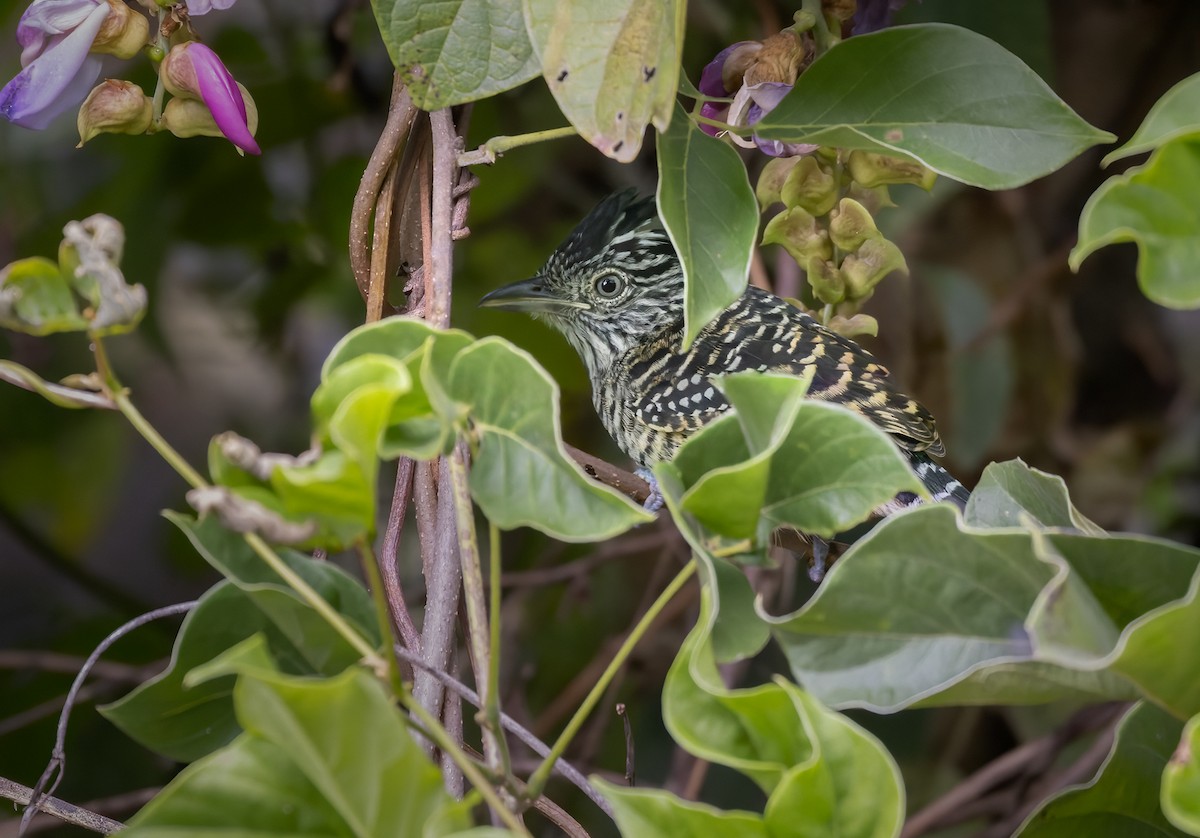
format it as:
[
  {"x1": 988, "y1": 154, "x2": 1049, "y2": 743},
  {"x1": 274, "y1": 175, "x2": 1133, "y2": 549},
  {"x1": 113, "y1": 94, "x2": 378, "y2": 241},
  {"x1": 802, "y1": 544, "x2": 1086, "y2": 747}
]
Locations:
[{"x1": 908, "y1": 451, "x2": 970, "y2": 509}]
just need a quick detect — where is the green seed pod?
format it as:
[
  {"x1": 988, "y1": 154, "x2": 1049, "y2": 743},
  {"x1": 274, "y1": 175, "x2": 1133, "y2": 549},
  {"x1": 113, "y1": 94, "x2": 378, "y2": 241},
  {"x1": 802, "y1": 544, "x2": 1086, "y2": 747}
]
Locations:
[
  {"x1": 847, "y1": 150, "x2": 937, "y2": 189},
  {"x1": 781, "y1": 156, "x2": 838, "y2": 216},
  {"x1": 756, "y1": 156, "x2": 803, "y2": 208},
  {"x1": 828, "y1": 197, "x2": 881, "y2": 252},
  {"x1": 761, "y1": 206, "x2": 833, "y2": 264},
  {"x1": 841, "y1": 237, "x2": 907, "y2": 299},
  {"x1": 805, "y1": 256, "x2": 845, "y2": 305}
]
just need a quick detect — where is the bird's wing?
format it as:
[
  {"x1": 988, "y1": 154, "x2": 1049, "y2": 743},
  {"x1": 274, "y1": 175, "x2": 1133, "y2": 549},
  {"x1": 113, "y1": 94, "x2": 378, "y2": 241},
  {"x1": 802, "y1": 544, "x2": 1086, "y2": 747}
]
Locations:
[{"x1": 635, "y1": 299, "x2": 944, "y2": 454}]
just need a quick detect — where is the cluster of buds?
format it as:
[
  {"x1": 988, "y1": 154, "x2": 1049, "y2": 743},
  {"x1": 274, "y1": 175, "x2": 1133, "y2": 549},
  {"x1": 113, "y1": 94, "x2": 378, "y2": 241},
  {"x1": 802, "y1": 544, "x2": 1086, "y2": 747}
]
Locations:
[
  {"x1": 759, "y1": 149, "x2": 935, "y2": 333},
  {"x1": 0, "y1": 0, "x2": 259, "y2": 155}
]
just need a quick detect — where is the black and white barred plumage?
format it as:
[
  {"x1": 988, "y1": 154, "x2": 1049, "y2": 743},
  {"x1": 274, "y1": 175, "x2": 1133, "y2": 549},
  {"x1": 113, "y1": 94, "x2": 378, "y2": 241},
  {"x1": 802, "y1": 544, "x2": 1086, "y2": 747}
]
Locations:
[{"x1": 481, "y1": 191, "x2": 969, "y2": 509}]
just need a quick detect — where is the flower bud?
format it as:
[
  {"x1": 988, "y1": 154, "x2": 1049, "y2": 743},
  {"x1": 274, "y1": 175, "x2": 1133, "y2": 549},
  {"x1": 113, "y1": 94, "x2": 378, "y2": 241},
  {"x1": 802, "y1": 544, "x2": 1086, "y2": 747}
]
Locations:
[
  {"x1": 829, "y1": 197, "x2": 881, "y2": 252},
  {"x1": 163, "y1": 83, "x2": 258, "y2": 138},
  {"x1": 781, "y1": 156, "x2": 838, "y2": 216},
  {"x1": 161, "y1": 42, "x2": 260, "y2": 154},
  {"x1": 805, "y1": 256, "x2": 845, "y2": 305},
  {"x1": 845, "y1": 183, "x2": 894, "y2": 214},
  {"x1": 91, "y1": 0, "x2": 150, "y2": 59},
  {"x1": 76, "y1": 79, "x2": 152, "y2": 146},
  {"x1": 762, "y1": 207, "x2": 832, "y2": 264},
  {"x1": 846, "y1": 150, "x2": 937, "y2": 189},
  {"x1": 756, "y1": 156, "x2": 803, "y2": 207},
  {"x1": 841, "y1": 237, "x2": 906, "y2": 299}
]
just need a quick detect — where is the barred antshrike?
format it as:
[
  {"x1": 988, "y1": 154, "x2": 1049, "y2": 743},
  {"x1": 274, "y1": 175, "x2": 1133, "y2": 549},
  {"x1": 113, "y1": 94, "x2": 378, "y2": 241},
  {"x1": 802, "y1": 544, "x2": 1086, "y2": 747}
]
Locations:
[{"x1": 481, "y1": 191, "x2": 969, "y2": 518}]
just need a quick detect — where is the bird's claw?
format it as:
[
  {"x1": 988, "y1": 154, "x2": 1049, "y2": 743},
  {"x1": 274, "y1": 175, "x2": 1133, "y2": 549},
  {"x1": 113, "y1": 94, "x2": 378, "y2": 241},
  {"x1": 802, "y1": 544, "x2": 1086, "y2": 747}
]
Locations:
[{"x1": 635, "y1": 467, "x2": 664, "y2": 513}]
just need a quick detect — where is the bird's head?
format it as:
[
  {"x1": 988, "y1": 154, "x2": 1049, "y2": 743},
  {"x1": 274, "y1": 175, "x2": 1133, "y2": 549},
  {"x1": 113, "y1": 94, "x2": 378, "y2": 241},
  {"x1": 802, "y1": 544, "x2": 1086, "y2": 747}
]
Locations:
[{"x1": 480, "y1": 191, "x2": 684, "y2": 377}]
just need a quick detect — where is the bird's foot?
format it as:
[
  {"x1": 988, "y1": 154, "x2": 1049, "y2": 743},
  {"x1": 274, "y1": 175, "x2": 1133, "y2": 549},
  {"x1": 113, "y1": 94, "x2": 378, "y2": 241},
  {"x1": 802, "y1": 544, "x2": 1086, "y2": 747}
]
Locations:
[
  {"x1": 808, "y1": 535, "x2": 831, "y2": 583},
  {"x1": 635, "y1": 467, "x2": 664, "y2": 513}
]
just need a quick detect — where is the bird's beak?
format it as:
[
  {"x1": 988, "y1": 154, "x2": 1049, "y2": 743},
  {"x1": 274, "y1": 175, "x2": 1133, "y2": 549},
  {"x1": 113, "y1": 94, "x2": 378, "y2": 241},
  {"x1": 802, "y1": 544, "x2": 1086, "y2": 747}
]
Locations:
[{"x1": 479, "y1": 278, "x2": 588, "y2": 313}]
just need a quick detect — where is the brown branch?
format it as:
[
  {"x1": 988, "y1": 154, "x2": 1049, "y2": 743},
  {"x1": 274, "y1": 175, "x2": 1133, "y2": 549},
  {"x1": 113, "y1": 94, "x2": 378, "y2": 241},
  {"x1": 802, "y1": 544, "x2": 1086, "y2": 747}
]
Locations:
[
  {"x1": 617, "y1": 704, "x2": 634, "y2": 786},
  {"x1": 0, "y1": 778, "x2": 124, "y2": 836},
  {"x1": 349, "y1": 76, "x2": 417, "y2": 300},
  {"x1": 379, "y1": 459, "x2": 421, "y2": 652},
  {"x1": 565, "y1": 444, "x2": 651, "y2": 505}
]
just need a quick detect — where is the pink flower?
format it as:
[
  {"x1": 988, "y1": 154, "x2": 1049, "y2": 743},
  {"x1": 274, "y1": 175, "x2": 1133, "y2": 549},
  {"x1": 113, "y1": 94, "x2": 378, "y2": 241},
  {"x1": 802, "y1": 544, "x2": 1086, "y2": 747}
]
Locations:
[
  {"x1": 0, "y1": 0, "x2": 110, "y2": 129},
  {"x1": 161, "y1": 41, "x2": 259, "y2": 155}
]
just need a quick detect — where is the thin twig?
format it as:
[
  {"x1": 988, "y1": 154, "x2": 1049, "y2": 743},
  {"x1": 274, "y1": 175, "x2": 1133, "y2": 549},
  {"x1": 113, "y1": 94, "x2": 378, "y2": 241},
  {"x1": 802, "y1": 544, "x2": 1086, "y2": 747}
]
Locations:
[
  {"x1": 391, "y1": 644, "x2": 613, "y2": 817},
  {"x1": 0, "y1": 778, "x2": 125, "y2": 836},
  {"x1": 526, "y1": 560, "x2": 698, "y2": 800},
  {"x1": 902, "y1": 702, "x2": 1129, "y2": 838},
  {"x1": 19, "y1": 602, "x2": 196, "y2": 836},
  {"x1": 617, "y1": 704, "x2": 635, "y2": 786},
  {"x1": 379, "y1": 458, "x2": 421, "y2": 651},
  {"x1": 0, "y1": 652, "x2": 149, "y2": 682}
]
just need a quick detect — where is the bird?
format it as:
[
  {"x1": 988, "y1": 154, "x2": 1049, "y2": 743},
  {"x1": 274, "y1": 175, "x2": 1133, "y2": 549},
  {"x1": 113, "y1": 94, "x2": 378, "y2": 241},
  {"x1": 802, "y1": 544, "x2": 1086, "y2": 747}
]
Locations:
[{"x1": 480, "y1": 191, "x2": 969, "y2": 538}]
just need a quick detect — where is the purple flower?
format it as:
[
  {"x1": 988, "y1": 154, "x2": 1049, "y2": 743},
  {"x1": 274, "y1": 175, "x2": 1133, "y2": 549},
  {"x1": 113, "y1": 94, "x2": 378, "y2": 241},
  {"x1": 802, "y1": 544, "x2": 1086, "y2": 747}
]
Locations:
[
  {"x1": 185, "y1": 0, "x2": 238, "y2": 16},
  {"x1": 852, "y1": 0, "x2": 911, "y2": 34},
  {"x1": 161, "y1": 41, "x2": 260, "y2": 155},
  {"x1": 0, "y1": 0, "x2": 110, "y2": 129},
  {"x1": 698, "y1": 39, "x2": 815, "y2": 158}
]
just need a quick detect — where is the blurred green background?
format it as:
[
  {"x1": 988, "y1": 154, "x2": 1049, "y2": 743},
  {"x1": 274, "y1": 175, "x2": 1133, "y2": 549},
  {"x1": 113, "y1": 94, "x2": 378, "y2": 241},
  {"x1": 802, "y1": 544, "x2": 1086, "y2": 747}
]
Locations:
[{"x1": 1, "y1": 0, "x2": 1198, "y2": 834}]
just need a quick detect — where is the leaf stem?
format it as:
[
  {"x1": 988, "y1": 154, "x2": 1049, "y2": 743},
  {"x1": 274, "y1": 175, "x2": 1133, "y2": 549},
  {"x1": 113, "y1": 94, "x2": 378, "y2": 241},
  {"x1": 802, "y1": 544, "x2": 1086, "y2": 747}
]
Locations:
[
  {"x1": 525, "y1": 558, "x2": 697, "y2": 800},
  {"x1": 110, "y1": 389, "x2": 207, "y2": 491},
  {"x1": 356, "y1": 539, "x2": 405, "y2": 695},
  {"x1": 244, "y1": 533, "x2": 387, "y2": 673},
  {"x1": 801, "y1": 0, "x2": 836, "y2": 56},
  {"x1": 458, "y1": 127, "x2": 579, "y2": 166}
]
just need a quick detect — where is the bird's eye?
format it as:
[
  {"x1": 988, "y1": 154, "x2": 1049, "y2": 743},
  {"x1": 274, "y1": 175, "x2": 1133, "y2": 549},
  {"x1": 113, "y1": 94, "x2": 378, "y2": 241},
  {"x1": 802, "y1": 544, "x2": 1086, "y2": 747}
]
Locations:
[{"x1": 593, "y1": 271, "x2": 626, "y2": 299}]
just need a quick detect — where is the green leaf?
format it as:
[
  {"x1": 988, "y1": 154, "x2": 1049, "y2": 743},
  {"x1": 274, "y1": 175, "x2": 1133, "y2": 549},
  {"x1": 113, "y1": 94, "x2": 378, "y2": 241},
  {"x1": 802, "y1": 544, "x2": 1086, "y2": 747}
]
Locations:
[
  {"x1": 655, "y1": 466, "x2": 770, "y2": 665},
  {"x1": 656, "y1": 103, "x2": 758, "y2": 346},
  {"x1": 1163, "y1": 714, "x2": 1200, "y2": 835},
  {"x1": 1070, "y1": 139, "x2": 1200, "y2": 309},
  {"x1": 523, "y1": 0, "x2": 684, "y2": 162},
  {"x1": 662, "y1": 587, "x2": 904, "y2": 834},
  {"x1": 1018, "y1": 702, "x2": 1187, "y2": 837},
  {"x1": 965, "y1": 459, "x2": 1104, "y2": 533},
  {"x1": 124, "y1": 669, "x2": 464, "y2": 837},
  {"x1": 445, "y1": 337, "x2": 652, "y2": 540},
  {"x1": 102, "y1": 583, "x2": 270, "y2": 762},
  {"x1": 0, "y1": 257, "x2": 88, "y2": 335},
  {"x1": 769, "y1": 460, "x2": 1200, "y2": 714},
  {"x1": 755, "y1": 24, "x2": 1114, "y2": 189},
  {"x1": 596, "y1": 780, "x2": 768, "y2": 837},
  {"x1": 235, "y1": 669, "x2": 456, "y2": 837},
  {"x1": 1104, "y1": 72, "x2": 1200, "y2": 165},
  {"x1": 102, "y1": 517, "x2": 381, "y2": 761},
  {"x1": 371, "y1": 0, "x2": 541, "y2": 109},
  {"x1": 667, "y1": 372, "x2": 923, "y2": 540},
  {"x1": 123, "y1": 735, "x2": 353, "y2": 836}
]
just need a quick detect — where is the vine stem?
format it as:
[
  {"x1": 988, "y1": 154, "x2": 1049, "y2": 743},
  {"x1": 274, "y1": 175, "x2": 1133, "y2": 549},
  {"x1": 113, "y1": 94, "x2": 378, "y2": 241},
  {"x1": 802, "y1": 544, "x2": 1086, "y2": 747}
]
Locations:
[
  {"x1": 525, "y1": 558, "x2": 698, "y2": 800},
  {"x1": 457, "y1": 126, "x2": 578, "y2": 167},
  {"x1": 448, "y1": 448, "x2": 512, "y2": 778},
  {"x1": 400, "y1": 694, "x2": 531, "y2": 836}
]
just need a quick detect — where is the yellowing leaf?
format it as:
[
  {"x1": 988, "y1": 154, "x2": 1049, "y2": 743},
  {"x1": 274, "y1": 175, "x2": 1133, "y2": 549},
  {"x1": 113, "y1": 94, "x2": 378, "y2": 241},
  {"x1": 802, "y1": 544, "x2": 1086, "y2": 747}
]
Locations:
[{"x1": 523, "y1": 0, "x2": 684, "y2": 161}]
